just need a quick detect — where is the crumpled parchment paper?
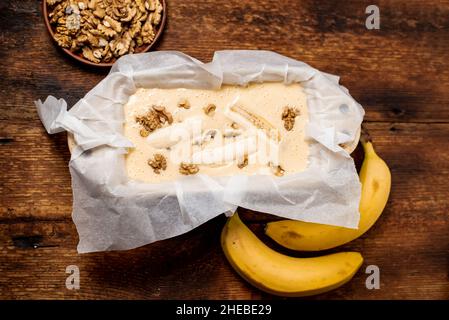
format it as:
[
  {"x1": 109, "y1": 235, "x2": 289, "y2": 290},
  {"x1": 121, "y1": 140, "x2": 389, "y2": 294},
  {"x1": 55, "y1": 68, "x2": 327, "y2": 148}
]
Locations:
[{"x1": 36, "y1": 50, "x2": 364, "y2": 253}]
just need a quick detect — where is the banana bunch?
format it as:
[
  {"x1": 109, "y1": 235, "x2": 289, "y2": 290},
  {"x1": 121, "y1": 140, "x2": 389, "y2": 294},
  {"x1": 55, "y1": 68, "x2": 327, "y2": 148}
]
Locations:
[
  {"x1": 221, "y1": 133, "x2": 391, "y2": 296},
  {"x1": 222, "y1": 213, "x2": 363, "y2": 297}
]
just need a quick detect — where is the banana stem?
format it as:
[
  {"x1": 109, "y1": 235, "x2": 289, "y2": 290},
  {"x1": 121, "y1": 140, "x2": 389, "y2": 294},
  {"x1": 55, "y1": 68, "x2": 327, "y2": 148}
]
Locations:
[
  {"x1": 360, "y1": 125, "x2": 376, "y2": 156},
  {"x1": 362, "y1": 140, "x2": 375, "y2": 156}
]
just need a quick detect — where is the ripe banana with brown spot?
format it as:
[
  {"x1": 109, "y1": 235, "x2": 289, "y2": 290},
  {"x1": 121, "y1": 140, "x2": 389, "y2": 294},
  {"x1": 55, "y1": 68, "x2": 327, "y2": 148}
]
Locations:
[
  {"x1": 265, "y1": 137, "x2": 391, "y2": 251},
  {"x1": 221, "y1": 213, "x2": 363, "y2": 297}
]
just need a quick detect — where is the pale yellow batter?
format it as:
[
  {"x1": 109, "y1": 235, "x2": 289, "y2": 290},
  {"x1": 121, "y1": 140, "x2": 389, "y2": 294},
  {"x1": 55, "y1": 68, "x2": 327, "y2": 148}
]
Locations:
[{"x1": 124, "y1": 82, "x2": 309, "y2": 183}]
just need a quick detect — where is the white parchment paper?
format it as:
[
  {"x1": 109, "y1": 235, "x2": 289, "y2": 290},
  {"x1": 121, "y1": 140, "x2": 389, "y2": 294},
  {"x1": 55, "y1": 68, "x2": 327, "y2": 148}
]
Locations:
[{"x1": 35, "y1": 51, "x2": 364, "y2": 253}]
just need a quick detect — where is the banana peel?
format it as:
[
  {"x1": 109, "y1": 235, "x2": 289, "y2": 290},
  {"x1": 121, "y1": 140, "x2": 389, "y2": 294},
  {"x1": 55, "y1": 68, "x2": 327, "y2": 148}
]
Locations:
[
  {"x1": 265, "y1": 136, "x2": 391, "y2": 251},
  {"x1": 221, "y1": 213, "x2": 363, "y2": 297}
]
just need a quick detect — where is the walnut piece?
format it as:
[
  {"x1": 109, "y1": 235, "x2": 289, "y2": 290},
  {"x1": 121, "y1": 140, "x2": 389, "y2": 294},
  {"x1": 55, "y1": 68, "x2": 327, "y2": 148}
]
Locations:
[
  {"x1": 54, "y1": 33, "x2": 71, "y2": 48},
  {"x1": 140, "y1": 128, "x2": 150, "y2": 137},
  {"x1": 148, "y1": 153, "x2": 167, "y2": 174},
  {"x1": 66, "y1": 13, "x2": 81, "y2": 31},
  {"x1": 237, "y1": 155, "x2": 248, "y2": 169},
  {"x1": 47, "y1": 0, "x2": 63, "y2": 5},
  {"x1": 82, "y1": 46, "x2": 100, "y2": 63},
  {"x1": 109, "y1": 31, "x2": 132, "y2": 56},
  {"x1": 104, "y1": 15, "x2": 122, "y2": 33},
  {"x1": 178, "y1": 98, "x2": 190, "y2": 109},
  {"x1": 152, "y1": 105, "x2": 173, "y2": 124},
  {"x1": 204, "y1": 104, "x2": 216, "y2": 116},
  {"x1": 268, "y1": 162, "x2": 285, "y2": 177},
  {"x1": 179, "y1": 163, "x2": 199, "y2": 175},
  {"x1": 282, "y1": 106, "x2": 300, "y2": 131},
  {"x1": 135, "y1": 105, "x2": 173, "y2": 135},
  {"x1": 47, "y1": 0, "x2": 164, "y2": 64}
]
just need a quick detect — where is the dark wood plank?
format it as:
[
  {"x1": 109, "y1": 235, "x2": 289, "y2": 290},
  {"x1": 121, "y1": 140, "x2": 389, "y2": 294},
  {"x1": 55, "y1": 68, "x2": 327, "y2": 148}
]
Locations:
[
  {"x1": 1, "y1": 122, "x2": 448, "y2": 299},
  {"x1": 0, "y1": 124, "x2": 72, "y2": 221},
  {"x1": 0, "y1": 212, "x2": 447, "y2": 300},
  {"x1": 0, "y1": 197, "x2": 447, "y2": 299},
  {"x1": 1, "y1": 0, "x2": 449, "y2": 123}
]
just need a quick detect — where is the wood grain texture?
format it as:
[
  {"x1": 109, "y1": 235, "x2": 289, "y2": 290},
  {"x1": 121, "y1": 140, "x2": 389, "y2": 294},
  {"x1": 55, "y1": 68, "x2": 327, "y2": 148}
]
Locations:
[{"x1": 1, "y1": 0, "x2": 449, "y2": 300}]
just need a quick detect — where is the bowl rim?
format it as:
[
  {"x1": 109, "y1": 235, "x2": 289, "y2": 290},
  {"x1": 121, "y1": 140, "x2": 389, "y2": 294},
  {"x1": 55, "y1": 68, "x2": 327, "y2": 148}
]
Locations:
[{"x1": 42, "y1": 0, "x2": 167, "y2": 68}]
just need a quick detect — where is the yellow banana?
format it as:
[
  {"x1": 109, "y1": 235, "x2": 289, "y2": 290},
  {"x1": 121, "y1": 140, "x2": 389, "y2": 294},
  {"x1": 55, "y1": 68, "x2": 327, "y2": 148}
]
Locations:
[
  {"x1": 265, "y1": 138, "x2": 391, "y2": 251},
  {"x1": 221, "y1": 213, "x2": 363, "y2": 297}
]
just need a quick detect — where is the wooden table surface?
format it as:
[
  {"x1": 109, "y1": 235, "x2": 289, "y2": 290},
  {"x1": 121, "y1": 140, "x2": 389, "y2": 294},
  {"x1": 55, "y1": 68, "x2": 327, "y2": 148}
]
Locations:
[{"x1": 1, "y1": 0, "x2": 448, "y2": 300}]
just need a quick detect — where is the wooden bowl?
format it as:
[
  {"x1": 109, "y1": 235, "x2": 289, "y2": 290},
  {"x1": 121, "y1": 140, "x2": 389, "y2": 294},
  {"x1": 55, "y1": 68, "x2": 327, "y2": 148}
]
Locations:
[{"x1": 42, "y1": 0, "x2": 167, "y2": 68}]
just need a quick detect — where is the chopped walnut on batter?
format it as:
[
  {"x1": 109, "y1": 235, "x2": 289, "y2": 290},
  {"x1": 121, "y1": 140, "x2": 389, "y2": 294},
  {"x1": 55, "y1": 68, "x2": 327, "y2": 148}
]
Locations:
[
  {"x1": 136, "y1": 105, "x2": 173, "y2": 136},
  {"x1": 282, "y1": 106, "x2": 300, "y2": 131},
  {"x1": 179, "y1": 163, "x2": 199, "y2": 175},
  {"x1": 178, "y1": 98, "x2": 190, "y2": 109},
  {"x1": 269, "y1": 162, "x2": 285, "y2": 177},
  {"x1": 237, "y1": 155, "x2": 248, "y2": 169},
  {"x1": 148, "y1": 153, "x2": 167, "y2": 174},
  {"x1": 203, "y1": 103, "x2": 216, "y2": 116}
]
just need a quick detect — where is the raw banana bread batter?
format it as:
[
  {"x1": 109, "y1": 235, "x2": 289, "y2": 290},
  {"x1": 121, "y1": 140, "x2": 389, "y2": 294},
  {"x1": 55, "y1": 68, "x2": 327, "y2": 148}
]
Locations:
[{"x1": 124, "y1": 82, "x2": 309, "y2": 183}]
